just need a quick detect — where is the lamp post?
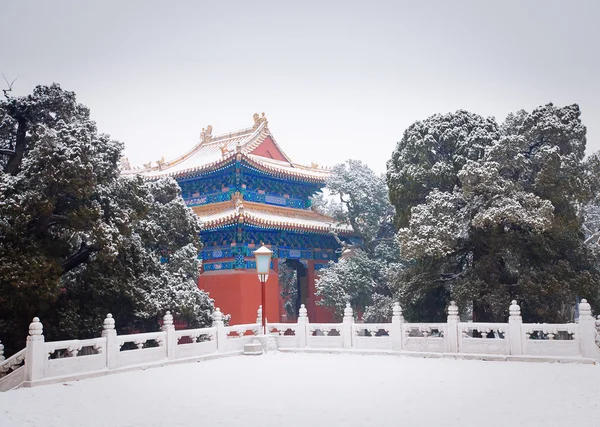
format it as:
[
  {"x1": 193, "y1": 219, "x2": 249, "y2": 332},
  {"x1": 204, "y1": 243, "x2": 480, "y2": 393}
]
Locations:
[{"x1": 254, "y1": 245, "x2": 273, "y2": 335}]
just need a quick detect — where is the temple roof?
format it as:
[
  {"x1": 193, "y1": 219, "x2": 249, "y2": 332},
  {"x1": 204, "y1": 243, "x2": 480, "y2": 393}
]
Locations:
[
  {"x1": 121, "y1": 113, "x2": 330, "y2": 183},
  {"x1": 192, "y1": 195, "x2": 353, "y2": 235}
]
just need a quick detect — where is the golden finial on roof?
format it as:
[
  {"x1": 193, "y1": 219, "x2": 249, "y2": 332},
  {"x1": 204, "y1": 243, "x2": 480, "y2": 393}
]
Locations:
[
  {"x1": 311, "y1": 162, "x2": 319, "y2": 169},
  {"x1": 252, "y1": 112, "x2": 268, "y2": 128},
  {"x1": 200, "y1": 125, "x2": 213, "y2": 143},
  {"x1": 157, "y1": 156, "x2": 166, "y2": 170}
]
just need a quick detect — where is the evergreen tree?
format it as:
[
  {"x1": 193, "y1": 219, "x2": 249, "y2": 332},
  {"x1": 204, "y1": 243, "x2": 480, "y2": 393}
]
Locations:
[
  {"x1": 387, "y1": 105, "x2": 600, "y2": 322},
  {"x1": 315, "y1": 160, "x2": 402, "y2": 321},
  {"x1": 0, "y1": 84, "x2": 213, "y2": 355}
]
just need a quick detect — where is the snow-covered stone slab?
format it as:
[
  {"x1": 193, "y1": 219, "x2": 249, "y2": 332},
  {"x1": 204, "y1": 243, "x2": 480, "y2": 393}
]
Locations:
[{"x1": 243, "y1": 342, "x2": 263, "y2": 355}]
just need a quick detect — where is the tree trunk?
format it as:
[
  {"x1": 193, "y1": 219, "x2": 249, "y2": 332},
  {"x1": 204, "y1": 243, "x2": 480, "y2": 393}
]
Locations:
[{"x1": 5, "y1": 117, "x2": 27, "y2": 175}]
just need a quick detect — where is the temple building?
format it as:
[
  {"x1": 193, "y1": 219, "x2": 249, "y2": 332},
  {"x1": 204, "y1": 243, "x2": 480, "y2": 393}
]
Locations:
[{"x1": 124, "y1": 113, "x2": 353, "y2": 324}]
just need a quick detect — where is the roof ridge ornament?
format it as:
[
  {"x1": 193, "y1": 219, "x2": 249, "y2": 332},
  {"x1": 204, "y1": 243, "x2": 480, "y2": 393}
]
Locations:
[
  {"x1": 252, "y1": 112, "x2": 268, "y2": 128},
  {"x1": 200, "y1": 125, "x2": 213, "y2": 143},
  {"x1": 220, "y1": 144, "x2": 232, "y2": 158}
]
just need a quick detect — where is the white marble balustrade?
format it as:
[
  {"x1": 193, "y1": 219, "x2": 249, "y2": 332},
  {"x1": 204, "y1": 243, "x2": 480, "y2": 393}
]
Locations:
[{"x1": 1, "y1": 299, "x2": 599, "y2": 392}]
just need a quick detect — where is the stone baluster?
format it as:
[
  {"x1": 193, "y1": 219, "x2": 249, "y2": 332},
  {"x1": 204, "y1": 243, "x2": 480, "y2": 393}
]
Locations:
[
  {"x1": 25, "y1": 317, "x2": 45, "y2": 383},
  {"x1": 577, "y1": 299, "x2": 597, "y2": 359},
  {"x1": 0, "y1": 339, "x2": 4, "y2": 362},
  {"x1": 213, "y1": 308, "x2": 227, "y2": 353},
  {"x1": 342, "y1": 302, "x2": 354, "y2": 349},
  {"x1": 391, "y1": 302, "x2": 404, "y2": 351},
  {"x1": 446, "y1": 301, "x2": 459, "y2": 353},
  {"x1": 508, "y1": 300, "x2": 522, "y2": 356},
  {"x1": 595, "y1": 315, "x2": 600, "y2": 348},
  {"x1": 256, "y1": 305, "x2": 262, "y2": 325},
  {"x1": 296, "y1": 304, "x2": 308, "y2": 348},
  {"x1": 102, "y1": 313, "x2": 119, "y2": 370},
  {"x1": 162, "y1": 311, "x2": 175, "y2": 360}
]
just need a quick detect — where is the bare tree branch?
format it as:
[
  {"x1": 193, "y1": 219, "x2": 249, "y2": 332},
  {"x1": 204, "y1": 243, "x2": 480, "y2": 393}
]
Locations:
[
  {"x1": 1, "y1": 72, "x2": 18, "y2": 98},
  {"x1": 329, "y1": 229, "x2": 361, "y2": 254}
]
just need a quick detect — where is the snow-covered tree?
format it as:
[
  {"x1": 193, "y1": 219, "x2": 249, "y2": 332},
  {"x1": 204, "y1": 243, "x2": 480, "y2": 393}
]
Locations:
[
  {"x1": 386, "y1": 110, "x2": 499, "y2": 228},
  {"x1": 327, "y1": 160, "x2": 396, "y2": 254},
  {"x1": 388, "y1": 104, "x2": 600, "y2": 323},
  {"x1": 315, "y1": 160, "x2": 401, "y2": 320},
  {"x1": 278, "y1": 260, "x2": 298, "y2": 318},
  {"x1": 0, "y1": 84, "x2": 213, "y2": 354}
]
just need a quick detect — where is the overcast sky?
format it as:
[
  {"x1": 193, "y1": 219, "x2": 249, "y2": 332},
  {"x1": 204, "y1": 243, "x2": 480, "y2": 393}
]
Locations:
[{"x1": 1, "y1": 1, "x2": 598, "y2": 173}]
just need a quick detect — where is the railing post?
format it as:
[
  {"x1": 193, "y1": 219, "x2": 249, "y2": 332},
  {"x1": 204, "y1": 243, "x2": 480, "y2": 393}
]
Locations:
[
  {"x1": 256, "y1": 305, "x2": 262, "y2": 326},
  {"x1": 508, "y1": 300, "x2": 523, "y2": 356},
  {"x1": 213, "y1": 308, "x2": 227, "y2": 353},
  {"x1": 162, "y1": 311, "x2": 175, "y2": 360},
  {"x1": 596, "y1": 316, "x2": 600, "y2": 349},
  {"x1": 342, "y1": 303, "x2": 354, "y2": 349},
  {"x1": 577, "y1": 299, "x2": 597, "y2": 359},
  {"x1": 297, "y1": 304, "x2": 308, "y2": 348},
  {"x1": 391, "y1": 302, "x2": 404, "y2": 351},
  {"x1": 446, "y1": 301, "x2": 459, "y2": 353},
  {"x1": 24, "y1": 317, "x2": 45, "y2": 382},
  {"x1": 102, "y1": 313, "x2": 118, "y2": 370},
  {"x1": 0, "y1": 339, "x2": 4, "y2": 362}
]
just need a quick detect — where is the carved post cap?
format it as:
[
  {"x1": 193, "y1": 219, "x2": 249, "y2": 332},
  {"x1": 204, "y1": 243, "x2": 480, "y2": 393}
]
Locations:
[
  {"x1": 163, "y1": 311, "x2": 174, "y2": 326},
  {"x1": 103, "y1": 313, "x2": 115, "y2": 330},
  {"x1": 29, "y1": 317, "x2": 43, "y2": 336},
  {"x1": 299, "y1": 304, "x2": 308, "y2": 318},
  {"x1": 393, "y1": 302, "x2": 403, "y2": 317},
  {"x1": 343, "y1": 302, "x2": 353, "y2": 318},
  {"x1": 448, "y1": 301, "x2": 459, "y2": 316},
  {"x1": 509, "y1": 300, "x2": 521, "y2": 317},
  {"x1": 213, "y1": 308, "x2": 223, "y2": 322},
  {"x1": 579, "y1": 299, "x2": 592, "y2": 317},
  {"x1": 256, "y1": 305, "x2": 263, "y2": 324}
]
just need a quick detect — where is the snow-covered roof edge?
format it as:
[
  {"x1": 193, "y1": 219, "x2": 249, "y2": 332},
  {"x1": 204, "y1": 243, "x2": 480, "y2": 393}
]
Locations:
[{"x1": 120, "y1": 113, "x2": 332, "y2": 182}]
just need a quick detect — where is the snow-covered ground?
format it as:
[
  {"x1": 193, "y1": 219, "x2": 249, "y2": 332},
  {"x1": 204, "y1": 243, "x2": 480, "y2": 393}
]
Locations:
[{"x1": 1, "y1": 352, "x2": 599, "y2": 427}]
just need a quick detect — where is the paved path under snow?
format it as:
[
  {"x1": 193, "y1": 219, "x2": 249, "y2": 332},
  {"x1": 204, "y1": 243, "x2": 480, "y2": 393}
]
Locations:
[{"x1": 1, "y1": 353, "x2": 599, "y2": 427}]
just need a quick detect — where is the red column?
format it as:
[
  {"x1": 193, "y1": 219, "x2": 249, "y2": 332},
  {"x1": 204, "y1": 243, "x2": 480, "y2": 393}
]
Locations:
[{"x1": 305, "y1": 260, "x2": 317, "y2": 321}]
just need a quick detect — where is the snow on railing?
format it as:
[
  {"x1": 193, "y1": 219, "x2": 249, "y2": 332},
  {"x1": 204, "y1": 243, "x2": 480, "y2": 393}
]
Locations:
[
  {"x1": 0, "y1": 347, "x2": 25, "y2": 383},
  {"x1": 2, "y1": 299, "x2": 599, "y2": 392},
  {"x1": 402, "y1": 323, "x2": 447, "y2": 352},
  {"x1": 173, "y1": 327, "x2": 217, "y2": 359},
  {"x1": 0, "y1": 308, "x2": 251, "y2": 391},
  {"x1": 353, "y1": 323, "x2": 391, "y2": 350},
  {"x1": 458, "y1": 322, "x2": 509, "y2": 355},
  {"x1": 0, "y1": 346, "x2": 25, "y2": 392},
  {"x1": 224, "y1": 322, "x2": 260, "y2": 352},
  {"x1": 521, "y1": 323, "x2": 579, "y2": 356},
  {"x1": 264, "y1": 299, "x2": 599, "y2": 360},
  {"x1": 596, "y1": 316, "x2": 600, "y2": 349},
  {"x1": 44, "y1": 337, "x2": 107, "y2": 378}
]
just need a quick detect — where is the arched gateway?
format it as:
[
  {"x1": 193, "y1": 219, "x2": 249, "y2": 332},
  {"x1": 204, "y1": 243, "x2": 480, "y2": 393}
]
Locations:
[{"x1": 123, "y1": 114, "x2": 354, "y2": 324}]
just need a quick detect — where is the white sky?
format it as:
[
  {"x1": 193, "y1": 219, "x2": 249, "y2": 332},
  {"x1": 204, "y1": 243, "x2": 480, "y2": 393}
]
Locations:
[{"x1": 1, "y1": 1, "x2": 599, "y2": 174}]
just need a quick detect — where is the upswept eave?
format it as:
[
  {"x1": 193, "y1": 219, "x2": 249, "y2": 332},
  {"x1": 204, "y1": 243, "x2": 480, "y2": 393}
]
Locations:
[{"x1": 192, "y1": 199, "x2": 353, "y2": 235}]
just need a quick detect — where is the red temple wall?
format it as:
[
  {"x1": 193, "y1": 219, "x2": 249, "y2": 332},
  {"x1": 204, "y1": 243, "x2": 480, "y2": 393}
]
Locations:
[
  {"x1": 199, "y1": 259, "x2": 335, "y2": 325},
  {"x1": 199, "y1": 269, "x2": 281, "y2": 325}
]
